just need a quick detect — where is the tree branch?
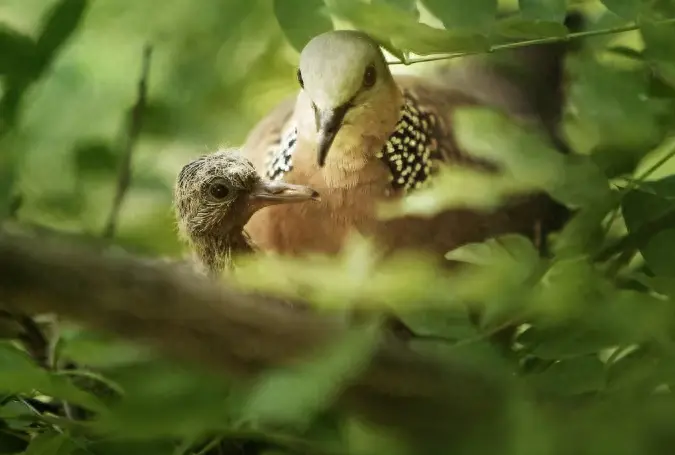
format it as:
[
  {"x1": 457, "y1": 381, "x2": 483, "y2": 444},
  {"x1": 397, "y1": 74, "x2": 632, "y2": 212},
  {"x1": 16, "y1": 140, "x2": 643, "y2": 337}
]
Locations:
[
  {"x1": 0, "y1": 231, "x2": 511, "y2": 449},
  {"x1": 388, "y1": 17, "x2": 675, "y2": 66}
]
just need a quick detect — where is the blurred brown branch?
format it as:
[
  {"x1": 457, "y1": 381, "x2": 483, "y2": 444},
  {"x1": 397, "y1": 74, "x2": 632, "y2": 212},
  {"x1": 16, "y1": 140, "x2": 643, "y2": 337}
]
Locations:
[{"x1": 0, "y1": 230, "x2": 511, "y2": 450}]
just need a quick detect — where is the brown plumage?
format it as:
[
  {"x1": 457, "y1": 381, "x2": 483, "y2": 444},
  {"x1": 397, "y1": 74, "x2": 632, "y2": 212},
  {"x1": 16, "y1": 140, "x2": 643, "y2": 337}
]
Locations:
[
  {"x1": 242, "y1": 30, "x2": 568, "y2": 264},
  {"x1": 173, "y1": 148, "x2": 320, "y2": 278}
]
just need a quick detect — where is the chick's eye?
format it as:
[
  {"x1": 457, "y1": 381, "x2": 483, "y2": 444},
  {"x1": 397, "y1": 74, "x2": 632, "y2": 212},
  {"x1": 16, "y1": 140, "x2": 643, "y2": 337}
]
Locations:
[
  {"x1": 363, "y1": 64, "x2": 376, "y2": 88},
  {"x1": 297, "y1": 69, "x2": 304, "y2": 88},
  {"x1": 209, "y1": 183, "x2": 229, "y2": 200}
]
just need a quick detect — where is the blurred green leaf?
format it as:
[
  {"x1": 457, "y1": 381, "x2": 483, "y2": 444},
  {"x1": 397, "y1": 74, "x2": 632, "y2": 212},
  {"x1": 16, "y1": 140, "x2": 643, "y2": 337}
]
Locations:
[
  {"x1": 570, "y1": 58, "x2": 668, "y2": 177},
  {"x1": 518, "y1": 326, "x2": 617, "y2": 359},
  {"x1": 0, "y1": 25, "x2": 37, "y2": 78},
  {"x1": 58, "y1": 329, "x2": 155, "y2": 369},
  {"x1": 94, "y1": 360, "x2": 238, "y2": 439},
  {"x1": 529, "y1": 355, "x2": 605, "y2": 395},
  {"x1": 34, "y1": 0, "x2": 89, "y2": 72},
  {"x1": 495, "y1": 17, "x2": 568, "y2": 39},
  {"x1": 607, "y1": 45, "x2": 644, "y2": 61},
  {"x1": 273, "y1": 0, "x2": 334, "y2": 53},
  {"x1": 519, "y1": 0, "x2": 568, "y2": 22},
  {"x1": 420, "y1": 0, "x2": 497, "y2": 31},
  {"x1": 72, "y1": 140, "x2": 117, "y2": 176},
  {"x1": 242, "y1": 325, "x2": 378, "y2": 426},
  {"x1": 22, "y1": 431, "x2": 76, "y2": 455},
  {"x1": 0, "y1": 343, "x2": 104, "y2": 413},
  {"x1": 622, "y1": 178, "x2": 675, "y2": 233},
  {"x1": 373, "y1": 0, "x2": 419, "y2": 19},
  {"x1": 0, "y1": 431, "x2": 28, "y2": 454},
  {"x1": 600, "y1": 0, "x2": 640, "y2": 20},
  {"x1": 640, "y1": 229, "x2": 675, "y2": 277},
  {"x1": 641, "y1": 21, "x2": 675, "y2": 89},
  {"x1": 606, "y1": 347, "x2": 664, "y2": 393},
  {"x1": 327, "y1": 0, "x2": 489, "y2": 54},
  {"x1": 446, "y1": 234, "x2": 539, "y2": 267}
]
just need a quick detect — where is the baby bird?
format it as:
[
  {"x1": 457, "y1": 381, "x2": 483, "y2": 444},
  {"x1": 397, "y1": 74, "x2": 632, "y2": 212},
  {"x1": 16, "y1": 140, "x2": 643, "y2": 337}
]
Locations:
[{"x1": 174, "y1": 149, "x2": 319, "y2": 278}]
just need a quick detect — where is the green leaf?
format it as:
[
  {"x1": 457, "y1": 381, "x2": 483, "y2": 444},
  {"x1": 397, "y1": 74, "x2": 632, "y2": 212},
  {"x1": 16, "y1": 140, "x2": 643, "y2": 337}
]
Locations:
[
  {"x1": 94, "y1": 360, "x2": 239, "y2": 439},
  {"x1": 569, "y1": 58, "x2": 668, "y2": 177},
  {"x1": 518, "y1": 326, "x2": 618, "y2": 359},
  {"x1": 606, "y1": 347, "x2": 664, "y2": 392},
  {"x1": 72, "y1": 141, "x2": 117, "y2": 177},
  {"x1": 601, "y1": 0, "x2": 641, "y2": 20},
  {"x1": 0, "y1": 343, "x2": 104, "y2": 413},
  {"x1": 22, "y1": 431, "x2": 76, "y2": 455},
  {"x1": 326, "y1": 0, "x2": 489, "y2": 55},
  {"x1": 0, "y1": 431, "x2": 28, "y2": 454},
  {"x1": 373, "y1": 0, "x2": 419, "y2": 19},
  {"x1": 446, "y1": 234, "x2": 539, "y2": 267},
  {"x1": 242, "y1": 325, "x2": 378, "y2": 426},
  {"x1": 420, "y1": 0, "x2": 498, "y2": 32},
  {"x1": 621, "y1": 180, "x2": 675, "y2": 233},
  {"x1": 641, "y1": 21, "x2": 675, "y2": 89},
  {"x1": 273, "y1": 0, "x2": 334, "y2": 53},
  {"x1": 519, "y1": 0, "x2": 568, "y2": 22},
  {"x1": 640, "y1": 229, "x2": 675, "y2": 277},
  {"x1": 529, "y1": 355, "x2": 605, "y2": 395},
  {"x1": 495, "y1": 17, "x2": 568, "y2": 39},
  {"x1": 58, "y1": 329, "x2": 155, "y2": 369},
  {"x1": 34, "y1": 0, "x2": 89, "y2": 72},
  {"x1": 0, "y1": 25, "x2": 37, "y2": 78},
  {"x1": 607, "y1": 45, "x2": 643, "y2": 61}
]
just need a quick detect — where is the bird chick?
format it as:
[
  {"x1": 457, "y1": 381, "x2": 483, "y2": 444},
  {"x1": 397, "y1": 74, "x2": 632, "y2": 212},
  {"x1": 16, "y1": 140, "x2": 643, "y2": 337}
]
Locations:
[{"x1": 174, "y1": 149, "x2": 320, "y2": 278}]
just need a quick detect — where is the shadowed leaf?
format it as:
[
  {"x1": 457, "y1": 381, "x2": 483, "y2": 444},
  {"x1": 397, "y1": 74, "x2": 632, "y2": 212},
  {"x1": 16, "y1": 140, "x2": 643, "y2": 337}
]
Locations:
[{"x1": 273, "y1": 0, "x2": 334, "y2": 53}]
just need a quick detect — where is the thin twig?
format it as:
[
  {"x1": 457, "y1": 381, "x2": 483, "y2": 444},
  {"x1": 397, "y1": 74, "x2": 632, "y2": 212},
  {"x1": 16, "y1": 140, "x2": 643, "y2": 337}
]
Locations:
[
  {"x1": 102, "y1": 44, "x2": 153, "y2": 240},
  {"x1": 387, "y1": 17, "x2": 675, "y2": 66}
]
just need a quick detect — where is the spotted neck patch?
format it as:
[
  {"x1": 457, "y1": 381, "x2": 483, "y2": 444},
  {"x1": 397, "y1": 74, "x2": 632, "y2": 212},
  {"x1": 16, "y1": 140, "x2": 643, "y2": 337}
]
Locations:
[
  {"x1": 263, "y1": 91, "x2": 442, "y2": 191},
  {"x1": 376, "y1": 91, "x2": 442, "y2": 191},
  {"x1": 264, "y1": 125, "x2": 297, "y2": 181}
]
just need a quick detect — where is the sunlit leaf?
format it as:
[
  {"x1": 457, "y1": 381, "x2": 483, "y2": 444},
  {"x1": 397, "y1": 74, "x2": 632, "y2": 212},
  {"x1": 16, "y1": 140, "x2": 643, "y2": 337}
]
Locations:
[
  {"x1": 446, "y1": 234, "x2": 539, "y2": 267},
  {"x1": 242, "y1": 325, "x2": 378, "y2": 426},
  {"x1": 273, "y1": 0, "x2": 334, "y2": 53},
  {"x1": 326, "y1": 0, "x2": 489, "y2": 54},
  {"x1": 420, "y1": 0, "x2": 498, "y2": 31}
]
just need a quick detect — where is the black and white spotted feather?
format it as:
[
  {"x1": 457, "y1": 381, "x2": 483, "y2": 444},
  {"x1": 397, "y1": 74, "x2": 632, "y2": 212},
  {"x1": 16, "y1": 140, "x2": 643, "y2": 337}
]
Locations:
[{"x1": 263, "y1": 90, "x2": 443, "y2": 191}]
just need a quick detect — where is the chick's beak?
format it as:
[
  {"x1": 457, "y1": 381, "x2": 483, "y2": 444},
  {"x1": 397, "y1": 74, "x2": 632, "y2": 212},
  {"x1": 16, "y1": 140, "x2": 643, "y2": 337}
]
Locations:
[
  {"x1": 249, "y1": 179, "x2": 320, "y2": 207},
  {"x1": 315, "y1": 103, "x2": 350, "y2": 168}
]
